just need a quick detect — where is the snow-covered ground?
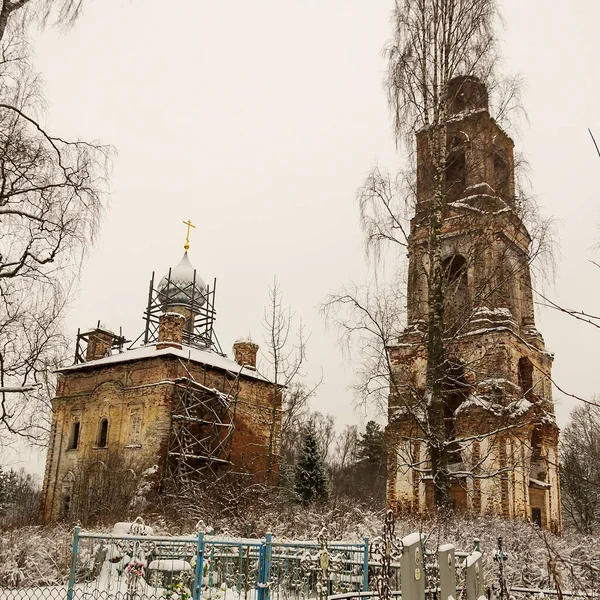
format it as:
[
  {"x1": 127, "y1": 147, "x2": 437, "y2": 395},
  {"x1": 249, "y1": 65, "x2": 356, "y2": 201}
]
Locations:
[{"x1": 2, "y1": 511, "x2": 600, "y2": 598}]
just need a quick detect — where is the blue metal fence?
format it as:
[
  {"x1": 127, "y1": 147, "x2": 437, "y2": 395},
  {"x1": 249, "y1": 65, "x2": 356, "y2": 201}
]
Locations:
[
  {"x1": 57, "y1": 527, "x2": 370, "y2": 600},
  {"x1": 3, "y1": 518, "x2": 555, "y2": 600}
]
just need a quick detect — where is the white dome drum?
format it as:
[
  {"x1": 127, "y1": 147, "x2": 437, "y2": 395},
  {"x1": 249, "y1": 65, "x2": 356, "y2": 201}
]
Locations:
[{"x1": 157, "y1": 253, "x2": 207, "y2": 310}]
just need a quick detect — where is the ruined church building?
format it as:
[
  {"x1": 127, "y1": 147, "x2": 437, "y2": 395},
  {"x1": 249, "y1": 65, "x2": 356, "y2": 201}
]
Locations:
[
  {"x1": 41, "y1": 244, "x2": 280, "y2": 523},
  {"x1": 386, "y1": 76, "x2": 561, "y2": 532}
]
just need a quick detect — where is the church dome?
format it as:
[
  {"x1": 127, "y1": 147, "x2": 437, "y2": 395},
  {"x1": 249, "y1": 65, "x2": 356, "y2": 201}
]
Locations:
[{"x1": 157, "y1": 252, "x2": 207, "y2": 309}]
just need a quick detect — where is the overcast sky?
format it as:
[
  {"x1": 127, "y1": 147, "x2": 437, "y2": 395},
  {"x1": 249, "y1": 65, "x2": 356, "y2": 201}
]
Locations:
[{"x1": 9, "y1": 0, "x2": 600, "y2": 474}]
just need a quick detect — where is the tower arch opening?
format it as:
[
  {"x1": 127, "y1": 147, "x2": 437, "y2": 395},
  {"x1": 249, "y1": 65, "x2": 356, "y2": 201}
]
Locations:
[
  {"x1": 443, "y1": 359, "x2": 469, "y2": 464},
  {"x1": 518, "y1": 357, "x2": 534, "y2": 400},
  {"x1": 445, "y1": 141, "x2": 466, "y2": 201},
  {"x1": 529, "y1": 424, "x2": 548, "y2": 526},
  {"x1": 494, "y1": 151, "x2": 509, "y2": 200},
  {"x1": 442, "y1": 255, "x2": 469, "y2": 334}
]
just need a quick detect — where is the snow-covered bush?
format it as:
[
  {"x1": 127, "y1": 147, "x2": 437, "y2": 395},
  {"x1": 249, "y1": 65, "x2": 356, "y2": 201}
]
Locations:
[{"x1": 0, "y1": 525, "x2": 72, "y2": 588}]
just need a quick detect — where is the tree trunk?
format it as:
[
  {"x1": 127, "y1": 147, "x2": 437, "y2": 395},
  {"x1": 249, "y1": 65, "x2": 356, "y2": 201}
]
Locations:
[{"x1": 426, "y1": 123, "x2": 451, "y2": 508}]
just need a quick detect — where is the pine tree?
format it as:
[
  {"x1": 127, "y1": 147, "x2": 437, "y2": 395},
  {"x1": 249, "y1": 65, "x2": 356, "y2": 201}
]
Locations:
[
  {"x1": 357, "y1": 421, "x2": 386, "y2": 467},
  {"x1": 294, "y1": 424, "x2": 328, "y2": 504},
  {"x1": 353, "y1": 421, "x2": 386, "y2": 505}
]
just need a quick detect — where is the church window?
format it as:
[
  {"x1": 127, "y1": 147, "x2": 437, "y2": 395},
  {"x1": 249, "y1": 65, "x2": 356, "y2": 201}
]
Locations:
[
  {"x1": 61, "y1": 472, "x2": 75, "y2": 518},
  {"x1": 531, "y1": 507, "x2": 542, "y2": 527},
  {"x1": 518, "y1": 357, "x2": 534, "y2": 400},
  {"x1": 444, "y1": 392, "x2": 464, "y2": 464},
  {"x1": 443, "y1": 360, "x2": 468, "y2": 464},
  {"x1": 442, "y1": 255, "x2": 469, "y2": 334},
  {"x1": 443, "y1": 255, "x2": 467, "y2": 283},
  {"x1": 97, "y1": 418, "x2": 109, "y2": 448},
  {"x1": 494, "y1": 152, "x2": 509, "y2": 199},
  {"x1": 61, "y1": 493, "x2": 71, "y2": 519},
  {"x1": 531, "y1": 426, "x2": 542, "y2": 463},
  {"x1": 68, "y1": 422, "x2": 80, "y2": 450},
  {"x1": 445, "y1": 150, "x2": 466, "y2": 184},
  {"x1": 445, "y1": 139, "x2": 466, "y2": 200},
  {"x1": 129, "y1": 409, "x2": 142, "y2": 446}
]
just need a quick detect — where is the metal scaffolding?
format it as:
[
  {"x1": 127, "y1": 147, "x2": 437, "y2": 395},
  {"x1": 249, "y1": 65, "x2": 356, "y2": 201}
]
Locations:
[
  {"x1": 129, "y1": 268, "x2": 223, "y2": 354},
  {"x1": 74, "y1": 321, "x2": 129, "y2": 365},
  {"x1": 164, "y1": 374, "x2": 240, "y2": 487}
]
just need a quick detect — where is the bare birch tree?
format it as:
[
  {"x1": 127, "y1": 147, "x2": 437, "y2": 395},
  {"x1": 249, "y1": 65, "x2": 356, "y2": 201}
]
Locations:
[
  {"x1": 260, "y1": 277, "x2": 320, "y2": 483},
  {"x1": 326, "y1": 0, "x2": 557, "y2": 511},
  {"x1": 322, "y1": 279, "x2": 406, "y2": 417},
  {"x1": 385, "y1": 0, "x2": 504, "y2": 508},
  {"x1": 0, "y1": 0, "x2": 110, "y2": 441}
]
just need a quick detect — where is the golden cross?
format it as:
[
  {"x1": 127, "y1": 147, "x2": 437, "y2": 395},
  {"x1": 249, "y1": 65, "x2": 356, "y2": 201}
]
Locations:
[{"x1": 182, "y1": 219, "x2": 196, "y2": 252}]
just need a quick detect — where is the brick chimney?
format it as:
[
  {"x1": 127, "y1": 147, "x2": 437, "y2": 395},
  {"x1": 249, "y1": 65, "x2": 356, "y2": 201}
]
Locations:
[
  {"x1": 85, "y1": 328, "x2": 115, "y2": 361},
  {"x1": 233, "y1": 339, "x2": 259, "y2": 369},
  {"x1": 157, "y1": 312, "x2": 186, "y2": 350}
]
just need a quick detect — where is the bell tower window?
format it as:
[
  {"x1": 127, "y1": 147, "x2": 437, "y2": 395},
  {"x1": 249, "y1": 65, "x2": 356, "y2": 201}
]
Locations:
[
  {"x1": 494, "y1": 152, "x2": 509, "y2": 199},
  {"x1": 531, "y1": 427, "x2": 542, "y2": 463},
  {"x1": 443, "y1": 361, "x2": 468, "y2": 464},
  {"x1": 445, "y1": 148, "x2": 466, "y2": 200},
  {"x1": 518, "y1": 357, "x2": 534, "y2": 400},
  {"x1": 442, "y1": 255, "x2": 469, "y2": 334}
]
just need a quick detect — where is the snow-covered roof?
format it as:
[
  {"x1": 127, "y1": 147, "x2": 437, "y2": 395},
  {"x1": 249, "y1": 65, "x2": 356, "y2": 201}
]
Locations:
[{"x1": 57, "y1": 343, "x2": 270, "y2": 382}]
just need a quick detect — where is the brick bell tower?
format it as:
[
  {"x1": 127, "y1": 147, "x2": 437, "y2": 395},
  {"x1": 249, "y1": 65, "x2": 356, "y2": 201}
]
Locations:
[{"x1": 386, "y1": 76, "x2": 561, "y2": 532}]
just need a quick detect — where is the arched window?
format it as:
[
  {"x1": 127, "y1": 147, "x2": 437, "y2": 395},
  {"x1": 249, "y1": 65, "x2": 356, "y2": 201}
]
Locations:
[
  {"x1": 442, "y1": 255, "x2": 469, "y2": 334},
  {"x1": 530, "y1": 426, "x2": 546, "y2": 482},
  {"x1": 531, "y1": 427, "x2": 542, "y2": 463},
  {"x1": 518, "y1": 357, "x2": 534, "y2": 400},
  {"x1": 443, "y1": 360, "x2": 469, "y2": 464},
  {"x1": 97, "y1": 418, "x2": 109, "y2": 448},
  {"x1": 61, "y1": 471, "x2": 75, "y2": 519},
  {"x1": 68, "y1": 421, "x2": 80, "y2": 450},
  {"x1": 445, "y1": 150, "x2": 466, "y2": 193},
  {"x1": 445, "y1": 137, "x2": 467, "y2": 201},
  {"x1": 61, "y1": 493, "x2": 71, "y2": 519},
  {"x1": 129, "y1": 409, "x2": 142, "y2": 446},
  {"x1": 494, "y1": 152, "x2": 509, "y2": 199},
  {"x1": 443, "y1": 255, "x2": 467, "y2": 283}
]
